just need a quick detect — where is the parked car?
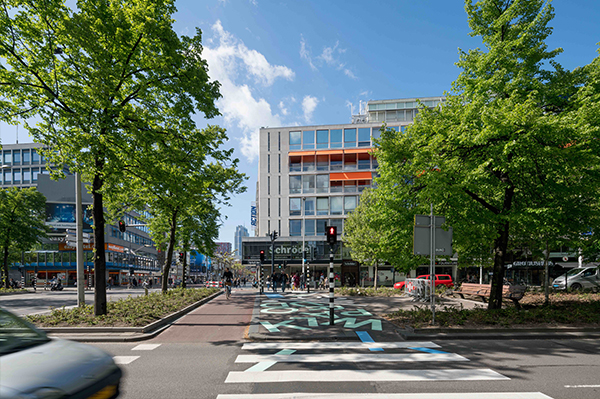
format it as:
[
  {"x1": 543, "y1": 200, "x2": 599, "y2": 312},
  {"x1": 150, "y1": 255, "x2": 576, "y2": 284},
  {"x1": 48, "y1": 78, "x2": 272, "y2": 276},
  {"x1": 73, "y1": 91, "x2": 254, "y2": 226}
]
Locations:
[
  {"x1": 394, "y1": 274, "x2": 454, "y2": 290},
  {"x1": 0, "y1": 307, "x2": 122, "y2": 399},
  {"x1": 552, "y1": 267, "x2": 600, "y2": 291}
]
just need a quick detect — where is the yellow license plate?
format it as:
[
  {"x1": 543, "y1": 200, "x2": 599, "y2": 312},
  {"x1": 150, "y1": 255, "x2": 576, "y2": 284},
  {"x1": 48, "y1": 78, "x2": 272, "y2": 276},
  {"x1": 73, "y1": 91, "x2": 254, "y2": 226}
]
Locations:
[{"x1": 87, "y1": 385, "x2": 117, "y2": 399}]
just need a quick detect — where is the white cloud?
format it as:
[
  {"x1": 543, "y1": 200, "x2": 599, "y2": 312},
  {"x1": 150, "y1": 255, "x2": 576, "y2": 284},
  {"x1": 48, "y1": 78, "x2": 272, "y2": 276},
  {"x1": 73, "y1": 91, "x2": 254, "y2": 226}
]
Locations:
[
  {"x1": 279, "y1": 101, "x2": 288, "y2": 116},
  {"x1": 203, "y1": 20, "x2": 292, "y2": 162},
  {"x1": 302, "y1": 95, "x2": 319, "y2": 122},
  {"x1": 344, "y1": 68, "x2": 357, "y2": 79},
  {"x1": 300, "y1": 35, "x2": 317, "y2": 71}
]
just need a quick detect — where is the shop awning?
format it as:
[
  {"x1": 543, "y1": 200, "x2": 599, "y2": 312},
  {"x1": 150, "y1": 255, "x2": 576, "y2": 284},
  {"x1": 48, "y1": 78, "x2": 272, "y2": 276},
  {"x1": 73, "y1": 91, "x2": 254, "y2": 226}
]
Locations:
[{"x1": 329, "y1": 172, "x2": 373, "y2": 181}]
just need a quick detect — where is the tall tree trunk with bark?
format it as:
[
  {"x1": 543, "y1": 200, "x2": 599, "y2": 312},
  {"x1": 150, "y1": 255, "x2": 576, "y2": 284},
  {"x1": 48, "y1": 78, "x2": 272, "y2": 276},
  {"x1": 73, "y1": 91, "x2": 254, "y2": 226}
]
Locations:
[
  {"x1": 92, "y1": 171, "x2": 107, "y2": 316},
  {"x1": 161, "y1": 207, "x2": 179, "y2": 293}
]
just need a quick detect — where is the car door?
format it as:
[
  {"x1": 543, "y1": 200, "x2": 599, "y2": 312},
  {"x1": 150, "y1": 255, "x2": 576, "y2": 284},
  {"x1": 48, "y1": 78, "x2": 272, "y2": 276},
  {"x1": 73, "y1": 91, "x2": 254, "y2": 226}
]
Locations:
[{"x1": 581, "y1": 267, "x2": 600, "y2": 289}]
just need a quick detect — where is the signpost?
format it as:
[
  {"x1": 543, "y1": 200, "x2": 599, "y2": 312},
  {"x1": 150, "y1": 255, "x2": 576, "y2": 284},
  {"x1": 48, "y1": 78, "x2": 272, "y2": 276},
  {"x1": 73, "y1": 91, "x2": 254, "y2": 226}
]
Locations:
[{"x1": 413, "y1": 207, "x2": 453, "y2": 325}]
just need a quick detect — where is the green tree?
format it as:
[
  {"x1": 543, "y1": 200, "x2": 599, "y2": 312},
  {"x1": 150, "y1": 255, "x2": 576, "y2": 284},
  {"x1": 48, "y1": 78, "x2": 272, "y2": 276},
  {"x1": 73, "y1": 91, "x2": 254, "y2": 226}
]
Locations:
[
  {"x1": 375, "y1": 0, "x2": 600, "y2": 309},
  {"x1": 343, "y1": 189, "x2": 421, "y2": 288},
  {"x1": 0, "y1": 187, "x2": 48, "y2": 288},
  {"x1": 0, "y1": 0, "x2": 221, "y2": 314}
]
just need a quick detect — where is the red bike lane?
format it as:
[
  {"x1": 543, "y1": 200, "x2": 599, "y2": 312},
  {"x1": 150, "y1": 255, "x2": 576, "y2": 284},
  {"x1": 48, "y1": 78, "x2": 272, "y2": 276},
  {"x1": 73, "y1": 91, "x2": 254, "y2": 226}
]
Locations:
[{"x1": 150, "y1": 289, "x2": 256, "y2": 343}]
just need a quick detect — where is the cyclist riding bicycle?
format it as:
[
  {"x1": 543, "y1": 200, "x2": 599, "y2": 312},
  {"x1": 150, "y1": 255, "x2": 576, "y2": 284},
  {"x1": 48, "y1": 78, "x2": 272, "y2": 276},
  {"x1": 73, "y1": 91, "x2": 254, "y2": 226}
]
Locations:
[{"x1": 222, "y1": 267, "x2": 234, "y2": 299}]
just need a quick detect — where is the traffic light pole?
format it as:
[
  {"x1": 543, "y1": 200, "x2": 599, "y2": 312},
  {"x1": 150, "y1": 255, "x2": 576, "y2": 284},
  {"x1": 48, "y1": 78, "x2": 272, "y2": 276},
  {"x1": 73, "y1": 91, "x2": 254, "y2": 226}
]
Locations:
[{"x1": 329, "y1": 245, "x2": 334, "y2": 326}]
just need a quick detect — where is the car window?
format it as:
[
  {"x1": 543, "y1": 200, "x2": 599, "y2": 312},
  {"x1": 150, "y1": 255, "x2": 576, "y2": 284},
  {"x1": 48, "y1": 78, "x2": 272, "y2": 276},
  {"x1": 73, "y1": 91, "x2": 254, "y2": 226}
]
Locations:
[
  {"x1": 583, "y1": 269, "x2": 595, "y2": 277},
  {"x1": 0, "y1": 309, "x2": 50, "y2": 355}
]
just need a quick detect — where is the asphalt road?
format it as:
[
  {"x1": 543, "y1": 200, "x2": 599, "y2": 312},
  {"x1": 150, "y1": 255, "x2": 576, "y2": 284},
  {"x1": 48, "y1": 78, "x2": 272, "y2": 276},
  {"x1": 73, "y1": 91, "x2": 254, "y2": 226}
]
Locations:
[{"x1": 84, "y1": 289, "x2": 600, "y2": 399}]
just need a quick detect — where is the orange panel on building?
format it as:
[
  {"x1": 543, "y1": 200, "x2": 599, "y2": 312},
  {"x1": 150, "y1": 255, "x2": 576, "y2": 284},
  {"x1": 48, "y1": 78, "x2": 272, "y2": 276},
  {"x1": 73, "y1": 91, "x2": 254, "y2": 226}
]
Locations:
[{"x1": 329, "y1": 172, "x2": 373, "y2": 181}]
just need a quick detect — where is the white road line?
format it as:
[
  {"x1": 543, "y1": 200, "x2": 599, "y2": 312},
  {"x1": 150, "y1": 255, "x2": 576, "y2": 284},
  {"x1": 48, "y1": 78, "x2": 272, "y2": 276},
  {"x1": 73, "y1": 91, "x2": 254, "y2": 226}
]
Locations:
[
  {"x1": 236, "y1": 352, "x2": 469, "y2": 363},
  {"x1": 217, "y1": 393, "x2": 553, "y2": 399},
  {"x1": 225, "y1": 368, "x2": 510, "y2": 383},
  {"x1": 113, "y1": 356, "x2": 140, "y2": 365},
  {"x1": 132, "y1": 344, "x2": 161, "y2": 351},
  {"x1": 241, "y1": 341, "x2": 440, "y2": 350},
  {"x1": 565, "y1": 385, "x2": 600, "y2": 388}
]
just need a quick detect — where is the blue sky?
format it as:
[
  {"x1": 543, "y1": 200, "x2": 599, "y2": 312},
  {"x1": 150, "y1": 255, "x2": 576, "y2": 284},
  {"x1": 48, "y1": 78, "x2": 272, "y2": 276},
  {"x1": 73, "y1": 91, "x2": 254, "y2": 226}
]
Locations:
[{"x1": 1, "y1": 0, "x2": 599, "y2": 245}]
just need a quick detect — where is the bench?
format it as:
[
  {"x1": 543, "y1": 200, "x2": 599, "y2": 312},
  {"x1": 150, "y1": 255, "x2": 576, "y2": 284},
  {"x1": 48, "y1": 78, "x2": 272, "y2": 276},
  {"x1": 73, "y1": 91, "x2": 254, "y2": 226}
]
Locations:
[{"x1": 455, "y1": 283, "x2": 527, "y2": 309}]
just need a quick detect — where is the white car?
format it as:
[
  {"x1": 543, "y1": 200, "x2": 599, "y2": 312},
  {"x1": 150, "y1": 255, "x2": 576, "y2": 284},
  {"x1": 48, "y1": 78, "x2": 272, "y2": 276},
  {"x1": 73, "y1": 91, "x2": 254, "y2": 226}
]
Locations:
[
  {"x1": 0, "y1": 308, "x2": 122, "y2": 398},
  {"x1": 552, "y1": 267, "x2": 600, "y2": 291}
]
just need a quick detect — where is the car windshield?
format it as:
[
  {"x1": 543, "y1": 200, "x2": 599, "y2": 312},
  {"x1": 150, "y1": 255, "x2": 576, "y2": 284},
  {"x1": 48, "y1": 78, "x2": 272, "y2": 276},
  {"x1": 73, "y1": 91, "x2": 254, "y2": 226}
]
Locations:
[{"x1": 0, "y1": 309, "x2": 50, "y2": 356}]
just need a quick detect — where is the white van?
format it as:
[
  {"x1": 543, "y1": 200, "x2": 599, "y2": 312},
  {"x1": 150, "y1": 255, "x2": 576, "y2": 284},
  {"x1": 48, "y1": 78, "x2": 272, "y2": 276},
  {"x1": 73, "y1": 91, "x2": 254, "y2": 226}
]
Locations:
[{"x1": 552, "y1": 267, "x2": 600, "y2": 290}]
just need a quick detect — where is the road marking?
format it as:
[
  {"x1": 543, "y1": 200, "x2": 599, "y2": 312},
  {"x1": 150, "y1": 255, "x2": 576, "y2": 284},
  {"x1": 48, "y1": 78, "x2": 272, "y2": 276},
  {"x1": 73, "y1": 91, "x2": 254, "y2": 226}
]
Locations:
[
  {"x1": 236, "y1": 352, "x2": 469, "y2": 364},
  {"x1": 113, "y1": 356, "x2": 140, "y2": 365},
  {"x1": 242, "y1": 341, "x2": 440, "y2": 350},
  {"x1": 264, "y1": 294, "x2": 284, "y2": 298},
  {"x1": 244, "y1": 349, "x2": 296, "y2": 372},
  {"x1": 355, "y1": 331, "x2": 383, "y2": 351},
  {"x1": 225, "y1": 368, "x2": 509, "y2": 383},
  {"x1": 565, "y1": 385, "x2": 600, "y2": 388},
  {"x1": 217, "y1": 393, "x2": 553, "y2": 399},
  {"x1": 408, "y1": 347, "x2": 450, "y2": 354},
  {"x1": 132, "y1": 344, "x2": 161, "y2": 351}
]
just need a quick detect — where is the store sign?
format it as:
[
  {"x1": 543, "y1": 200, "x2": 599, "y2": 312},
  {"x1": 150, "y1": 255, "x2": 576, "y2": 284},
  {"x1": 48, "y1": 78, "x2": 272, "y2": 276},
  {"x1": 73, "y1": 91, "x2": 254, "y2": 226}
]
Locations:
[
  {"x1": 250, "y1": 202, "x2": 257, "y2": 227},
  {"x1": 105, "y1": 243, "x2": 124, "y2": 253},
  {"x1": 59, "y1": 243, "x2": 94, "y2": 251}
]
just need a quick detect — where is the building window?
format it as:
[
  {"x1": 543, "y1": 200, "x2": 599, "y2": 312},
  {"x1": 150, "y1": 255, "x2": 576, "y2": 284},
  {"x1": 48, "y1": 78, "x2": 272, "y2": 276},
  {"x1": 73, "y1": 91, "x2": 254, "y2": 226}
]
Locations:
[
  {"x1": 278, "y1": 198, "x2": 281, "y2": 217},
  {"x1": 268, "y1": 176, "x2": 270, "y2": 195},
  {"x1": 13, "y1": 169, "x2": 21, "y2": 184},
  {"x1": 316, "y1": 174, "x2": 329, "y2": 193},
  {"x1": 316, "y1": 219, "x2": 327, "y2": 235},
  {"x1": 268, "y1": 131, "x2": 270, "y2": 152},
  {"x1": 305, "y1": 219, "x2": 315, "y2": 236},
  {"x1": 358, "y1": 180, "x2": 371, "y2": 192},
  {"x1": 372, "y1": 126, "x2": 382, "y2": 140},
  {"x1": 330, "y1": 196, "x2": 343, "y2": 215},
  {"x1": 278, "y1": 132, "x2": 281, "y2": 151},
  {"x1": 278, "y1": 176, "x2": 281, "y2": 195},
  {"x1": 358, "y1": 153, "x2": 371, "y2": 170},
  {"x1": 303, "y1": 155, "x2": 315, "y2": 172},
  {"x1": 2, "y1": 170, "x2": 9, "y2": 184},
  {"x1": 32, "y1": 149, "x2": 39, "y2": 164},
  {"x1": 278, "y1": 154, "x2": 281, "y2": 173},
  {"x1": 358, "y1": 128, "x2": 370, "y2": 147},
  {"x1": 316, "y1": 129, "x2": 328, "y2": 149},
  {"x1": 289, "y1": 197, "x2": 302, "y2": 216},
  {"x1": 289, "y1": 220, "x2": 302, "y2": 236},
  {"x1": 290, "y1": 131, "x2": 301, "y2": 150},
  {"x1": 330, "y1": 181, "x2": 343, "y2": 193},
  {"x1": 22, "y1": 149, "x2": 30, "y2": 164},
  {"x1": 330, "y1": 218, "x2": 343, "y2": 235},
  {"x1": 267, "y1": 154, "x2": 270, "y2": 174},
  {"x1": 3, "y1": 150, "x2": 11, "y2": 164},
  {"x1": 344, "y1": 153, "x2": 357, "y2": 170},
  {"x1": 344, "y1": 180, "x2": 357, "y2": 193},
  {"x1": 289, "y1": 175, "x2": 302, "y2": 194},
  {"x1": 12, "y1": 150, "x2": 20, "y2": 165},
  {"x1": 302, "y1": 175, "x2": 315, "y2": 194},
  {"x1": 317, "y1": 155, "x2": 329, "y2": 171},
  {"x1": 344, "y1": 128, "x2": 356, "y2": 148},
  {"x1": 268, "y1": 198, "x2": 270, "y2": 217},
  {"x1": 303, "y1": 130, "x2": 315, "y2": 150},
  {"x1": 289, "y1": 156, "x2": 301, "y2": 172},
  {"x1": 304, "y1": 198, "x2": 315, "y2": 216},
  {"x1": 268, "y1": 220, "x2": 270, "y2": 233},
  {"x1": 330, "y1": 154, "x2": 343, "y2": 171},
  {"x1": 344, "y1": 196, "x2": 357, "y2": 214},
  {"x1": 279, "y1": 219, "x2": 281, "y2": 234},
  {"x1": 32, "y1": 168, "x2": 39, "y2": 182},
  {"x1": 22, "y1": 168, "x2": 30, "y2": 183},
  {"x1": 316, "y1": 197, "x2": 329, "y2": 216},
  {"x1": 330, "y1": 129, "x2": 342, "y2": 148}
]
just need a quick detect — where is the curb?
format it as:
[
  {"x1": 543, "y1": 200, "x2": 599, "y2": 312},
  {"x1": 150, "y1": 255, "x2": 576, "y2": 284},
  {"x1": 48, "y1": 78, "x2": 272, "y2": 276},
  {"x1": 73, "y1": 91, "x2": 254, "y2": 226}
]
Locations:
[{"x1": 43, "y1": 290, "x2": 223, "y2": 342}]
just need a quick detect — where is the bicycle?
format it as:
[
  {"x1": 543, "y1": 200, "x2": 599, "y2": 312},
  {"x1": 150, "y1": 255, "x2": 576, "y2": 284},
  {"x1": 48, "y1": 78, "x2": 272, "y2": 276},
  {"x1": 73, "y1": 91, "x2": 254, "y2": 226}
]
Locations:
[{"x1": 224, "y1": 281, "x2": 232, "y2": 299}]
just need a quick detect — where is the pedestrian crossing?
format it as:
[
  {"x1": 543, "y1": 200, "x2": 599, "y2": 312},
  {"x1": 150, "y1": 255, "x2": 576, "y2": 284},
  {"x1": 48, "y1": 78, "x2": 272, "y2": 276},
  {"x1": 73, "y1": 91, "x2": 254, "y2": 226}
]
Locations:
[
  {"x1": 218, "y1": 338, "x2": 555, "y2": 399},
  {"x1": 112, "y1": 343, "x2": 161, "y2": 365}
]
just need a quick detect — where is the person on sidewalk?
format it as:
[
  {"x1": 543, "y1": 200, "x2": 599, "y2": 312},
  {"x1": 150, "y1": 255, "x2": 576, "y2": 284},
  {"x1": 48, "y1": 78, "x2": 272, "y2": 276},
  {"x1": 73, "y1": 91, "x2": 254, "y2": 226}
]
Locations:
[{"x1": 281, "y1": 272, "x2": 288, "y2": 293}]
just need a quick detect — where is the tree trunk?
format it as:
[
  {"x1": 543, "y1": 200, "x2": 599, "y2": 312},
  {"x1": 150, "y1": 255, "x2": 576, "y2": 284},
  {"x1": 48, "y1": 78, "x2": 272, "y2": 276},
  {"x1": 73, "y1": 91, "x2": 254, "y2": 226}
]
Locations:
[
  {"x1": 488, "y1": 221, "x2": 509, "y2": 309},
  {"x1": 374, "y1": 263, "x2": 379, "y2": 290},
  {"x1": 2, "y1": 244, "x2": 10, "y2": 289},
  {"x1": 161, "y1": 208, "x2": 178, "y2": 293},
  {"x1": 92, "y1": 172, "x2": 107, "y2": 316},
  {"x1": 181, "y1": 248, "x2": 187, "y2": 289}
]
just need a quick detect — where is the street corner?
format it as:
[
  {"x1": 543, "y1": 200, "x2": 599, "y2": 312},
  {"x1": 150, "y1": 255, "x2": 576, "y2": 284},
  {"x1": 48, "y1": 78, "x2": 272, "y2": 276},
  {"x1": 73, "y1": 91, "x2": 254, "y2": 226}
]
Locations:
[{"x1": 249, "y1": 291, "x2": 397, "y2": 340}]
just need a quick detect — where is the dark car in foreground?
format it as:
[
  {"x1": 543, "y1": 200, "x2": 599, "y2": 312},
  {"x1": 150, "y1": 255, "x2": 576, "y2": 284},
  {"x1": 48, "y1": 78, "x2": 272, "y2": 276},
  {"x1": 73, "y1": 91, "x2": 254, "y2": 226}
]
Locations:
[
  {"x1": 394, "y1": 274, "x2": 455, "y2": 290},
  {"x1": 0, "y1": 307, "x2": 122, "y2": 399}
]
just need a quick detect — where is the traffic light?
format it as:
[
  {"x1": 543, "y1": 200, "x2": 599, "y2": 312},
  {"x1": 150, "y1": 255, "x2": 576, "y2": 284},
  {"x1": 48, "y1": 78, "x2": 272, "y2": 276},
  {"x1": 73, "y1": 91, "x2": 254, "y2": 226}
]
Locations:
[
  {"x1": 260, "y1": 250, "x2": 265, "y2": 262},
  {"x1": 326, "y1": 226, "x2": 337, "y2": 245},
  {"x1": 273, "y1": 231, "x2": 278, "y2": 240},
  {"x1": 179, "y1": 252, "x2": 185, "y2": 263},
  {"x1": 118, "y1": 220, "x2": 126, "y2": 233}
]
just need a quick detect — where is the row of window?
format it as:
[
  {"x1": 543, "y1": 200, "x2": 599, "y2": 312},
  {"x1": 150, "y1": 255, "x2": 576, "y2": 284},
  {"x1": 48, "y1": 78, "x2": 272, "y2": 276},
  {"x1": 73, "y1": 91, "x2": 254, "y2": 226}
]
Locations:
[
  {"x1": 289, "y1": 195, "x2": 358, "y2": 216},
  {"x1": 109, "y1": 226, "x2": 153, "y2": 246},
  {"x1": 20, "y1": 250, "x2": 157, "y2": 270},
  {"x1": 289, "y1": 153, "x2": 378, "y2": 172},
  {"x1": 289, "y1": 126, "x2": 403, "y2": 151},
  {"x1": 2, "y1": 149, "x2": 45, "y2": 165},
  {"x1": 1, "y1": 167, "x2": 47, "y2": 185},
  {"x1": 367, "y1": 99, "x2": 443, "y2": 111},
  {"x1": 289, "y1": 218, "x2": 345, "y2": 237},
  {"x1": 290, "y1": 175, "x2": 372, "y2": 194}
]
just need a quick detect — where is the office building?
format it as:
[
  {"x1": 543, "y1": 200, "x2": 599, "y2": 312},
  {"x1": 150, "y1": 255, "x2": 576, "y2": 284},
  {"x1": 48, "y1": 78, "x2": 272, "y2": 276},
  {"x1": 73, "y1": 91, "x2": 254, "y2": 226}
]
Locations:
[{"x1": 234, "y1": 225, "x2": 249, "y2": 260}]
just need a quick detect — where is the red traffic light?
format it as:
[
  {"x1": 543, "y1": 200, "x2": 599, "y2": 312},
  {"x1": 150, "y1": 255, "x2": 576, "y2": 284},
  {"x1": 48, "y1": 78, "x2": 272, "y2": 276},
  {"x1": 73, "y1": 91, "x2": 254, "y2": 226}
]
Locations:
[
  {"x1": 326, "y1": 226, "x2": 337, "y2": 245},
  {"x1": 118, "y1": 220, "x2": 126, "y2": 233},
  {"x1": 260, "y1": 250, "x2": 265, "y2": 262}
]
